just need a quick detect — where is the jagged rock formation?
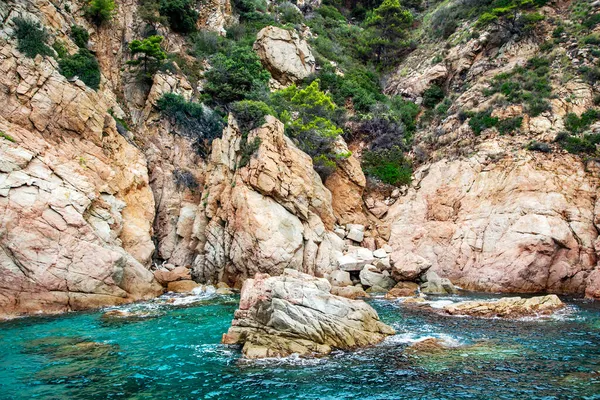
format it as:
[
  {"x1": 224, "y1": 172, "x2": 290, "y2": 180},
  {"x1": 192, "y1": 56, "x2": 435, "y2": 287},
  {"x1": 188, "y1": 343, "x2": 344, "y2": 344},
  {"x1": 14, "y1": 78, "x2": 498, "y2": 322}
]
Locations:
[
  {"x1": 191, "y1": 115, "x2": 344, "y2": 285},
  {"x1": 386, "y1": 145, "x2": 600, "y2": 296},
  {"x1": 253, "y1": 26, "x2": 316, "y2": 88},
  {"x1": 0, "y1": 41, "x2": 163, "y2": 316},
  {"x1": 222, "y1": 269, "x2": 395, "y2": 358}
]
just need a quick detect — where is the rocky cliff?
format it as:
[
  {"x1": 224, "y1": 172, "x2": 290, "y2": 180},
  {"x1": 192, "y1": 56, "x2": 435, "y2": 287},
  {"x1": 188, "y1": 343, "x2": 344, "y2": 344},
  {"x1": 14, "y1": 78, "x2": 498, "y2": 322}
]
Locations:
[{"x1": 0, "y1": 0, "x2": 599, "y2": 317}]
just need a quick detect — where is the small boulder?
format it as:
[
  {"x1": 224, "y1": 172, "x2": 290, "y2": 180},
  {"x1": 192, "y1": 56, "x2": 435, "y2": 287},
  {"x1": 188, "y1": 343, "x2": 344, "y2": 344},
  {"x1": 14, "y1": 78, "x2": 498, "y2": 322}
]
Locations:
[
  {"x1": 329, "y1": 269, "x2": 353, "y2": 287},
  {"x1": 391, "y1": 252, "x2": 432, "y2": 281},
  {"x1": 331, "y1": 285, "x2": 369, "y2": 299},
  {"x1": 385, "y1": 282, "x2": 419, "y2": 299},
  {"x1": 360, "y1": 265, "x2": 396, "y2": 290},
  {"x1": 373, "y1": 248, "x2": 387, "y2": 258},
  {"x1": 420, "y1": 271, "x2": 457, "y2": 294},
  {"x1": 167, "y1": 280, "x2": 200, "y2": 293},
  {"x1": 153, "y1": 266, "x2": 191, "y2": 285}
]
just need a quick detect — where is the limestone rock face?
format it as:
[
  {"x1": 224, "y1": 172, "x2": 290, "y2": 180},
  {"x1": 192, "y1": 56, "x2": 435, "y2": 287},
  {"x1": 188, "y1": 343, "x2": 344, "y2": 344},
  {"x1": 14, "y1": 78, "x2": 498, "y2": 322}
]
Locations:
[
  {"x1": 192, "y1": 115, "x2": 342, "y2": 284},
  {"x1": 386, "y1": 149, "x2": 600, "y2": 297},
  {"x1": 443, "y1": 295, "x2": 564, "y2": 318},
  {"x1": 222, "y1": 269, "x2": 395, "y2": 358},
  {"x1": 253, "y1": 26, "x2": 316, "y2": 87},
  {"x1": 0, "y1": 40, "x2": 162, "y2": 317}
]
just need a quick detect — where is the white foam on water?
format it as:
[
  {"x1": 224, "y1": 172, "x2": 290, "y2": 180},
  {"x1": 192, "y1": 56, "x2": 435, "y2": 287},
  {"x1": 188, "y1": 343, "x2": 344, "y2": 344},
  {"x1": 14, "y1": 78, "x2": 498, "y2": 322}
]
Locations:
[
  {"x1": 171, "y1": 285, "x2": 217, "y2": 306},
  {"x1": 237, "y1": 352, "x2": 327, "y2": 367},
  {"x1": 384, "y1": 331, "x2": 466, "y2": 347},
  {"x1": 426, "y1": 300, "x2": 456, "y2": 309}
]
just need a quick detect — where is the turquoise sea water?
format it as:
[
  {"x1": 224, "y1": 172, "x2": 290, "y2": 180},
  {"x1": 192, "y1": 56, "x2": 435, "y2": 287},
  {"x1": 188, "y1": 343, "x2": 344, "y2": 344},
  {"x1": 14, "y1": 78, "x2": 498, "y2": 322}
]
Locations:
[{"x1": 0, "y1": 290, "x2": 599, "y2": 400}]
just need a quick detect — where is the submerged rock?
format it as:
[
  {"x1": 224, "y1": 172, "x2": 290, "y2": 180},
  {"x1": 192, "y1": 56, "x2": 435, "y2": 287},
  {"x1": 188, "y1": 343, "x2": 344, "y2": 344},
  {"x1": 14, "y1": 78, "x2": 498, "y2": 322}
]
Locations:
[
  {"x1": 443, "y1": 295, "x2": 564, "y2": 318},
  {"x1": 222, "y1": 269, "x2": 395, "y2": 358}
]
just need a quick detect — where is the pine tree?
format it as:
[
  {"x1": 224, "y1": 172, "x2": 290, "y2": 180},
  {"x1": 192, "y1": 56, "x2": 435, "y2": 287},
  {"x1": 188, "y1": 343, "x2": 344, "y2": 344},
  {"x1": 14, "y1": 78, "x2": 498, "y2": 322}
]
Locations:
[
  {"x1": 128, "y1": 36, "x2": 167, "y2": 74},
  {"x1": 363, "y1": 0, "x2": 413, "y2": 66}
]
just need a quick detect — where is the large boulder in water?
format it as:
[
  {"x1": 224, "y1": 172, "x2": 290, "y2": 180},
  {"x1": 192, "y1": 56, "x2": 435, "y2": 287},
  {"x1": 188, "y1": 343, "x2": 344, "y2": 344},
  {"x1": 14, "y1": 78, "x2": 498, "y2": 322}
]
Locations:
[
  {"x1": 222, "y1": 269, "x2": 395, "y2": 358},
  {"x1": 443, "y1": 295, "x2": 564, "y2": 318}
]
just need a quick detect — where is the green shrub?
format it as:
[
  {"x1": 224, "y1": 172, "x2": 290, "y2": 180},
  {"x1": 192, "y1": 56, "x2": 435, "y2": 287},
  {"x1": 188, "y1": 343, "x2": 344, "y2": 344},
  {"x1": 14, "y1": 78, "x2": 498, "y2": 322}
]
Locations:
[
  {"x1": 156, "y1": 93, "x2": 224, "y2": 155},
  {"x1": 86, "y1": 0, "x2": 116, "y2": 26},
  {"x1": 58, "y1": 49, "x2": 101, "y2": 89},
  {"x1": 484, "y1": 57, "x2": 552, "y2": 117},
  {"x1": 582, "y1": 34, "x2": 600, "y2": 45},
  {"x1": 203, "y1": 46, "x2": 271, "y2": 104},
  {"x1": 582, "y1": 13, "x2": 600, "y2": 29},
  {"x1": 0, "y1": 131, "x2": 15, "y2": 143},
  {"x1": 276, "y1": 2, "x2": 304, "y2": 25},
  {"x1": 527, "y1": 141, "x2": 551, "y2": 153},
  {"x1": 159, "y1": 0, "x2": 199, "y2": 33},
  {"x1": 270, "y1": 80, "x2": 345, "y2": 179},
  {"x1": 578, "y1": 66, "x2": 600, "y2": 86},
  {"x1": 422, "y1": 84, "x2": 445, "y2": 108},
  {"x1": 230, "y1": 100, "x2": 273, "y2": 134},
  {"x1": 12, "y1": 18, "x2": 54, "y2": 58},
  {"x1": 239, "y1": 137, "x2": 262, "y2": 168},
  {"x1": 317, "y1": 5, "x2": 346, "y2": 21},
  {"x1": 476, "y1": 0, "x2": 547, "y2": 35},
  {"x1": 468, "y1": 110, "x2": 498, "y2": 135},
  {"x1": 564, "y1": 109, "x2": 600, "y2": 133},
  {"x1": 558, "y1": 134, "x2": 599, "y2": 154},
  {"x1": 497, "y1": 116, "x2": 523, "y2": 135},
  {"x1": 70, "y1": 25, "x2": 89, "y2": 48},
  {"x1": 52, "y1": 40, "x2": 68, "y2": 58},
  {"x1": 190, "y1": 30, "x2": 226, "y2": 57},
  {"x1": 362, "y1": 146, "x2": 412, "y2": 186}
]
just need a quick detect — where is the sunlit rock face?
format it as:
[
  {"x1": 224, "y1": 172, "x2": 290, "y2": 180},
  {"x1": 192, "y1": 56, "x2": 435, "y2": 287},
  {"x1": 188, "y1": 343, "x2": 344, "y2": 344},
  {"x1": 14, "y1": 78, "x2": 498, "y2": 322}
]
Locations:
[
  {"x1": 222, "y1": 269, "x2": 395, "y2": 358},
  {"x1": 386, "y1": 147, "x2": 600, "y2": 298},
  {"x1": 191, "y1": 115, "x2": 344, "y2": 285}
]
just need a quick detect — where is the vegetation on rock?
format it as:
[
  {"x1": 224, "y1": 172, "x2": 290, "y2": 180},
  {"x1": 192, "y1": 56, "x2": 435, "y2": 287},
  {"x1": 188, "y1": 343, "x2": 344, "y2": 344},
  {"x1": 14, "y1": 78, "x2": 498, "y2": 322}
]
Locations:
[
  {"x1": 157, "y1": 93, "x2": 224, "y2": 156},
  {"x1": 85, "y1": 0, "x2": 116, "y2": 25},
  {"x1": 58, "y1": 49, "x2": 101, "y2": 89},
  {"x1": 13, "y1": 18, "x2": 54, "y2": 58}
]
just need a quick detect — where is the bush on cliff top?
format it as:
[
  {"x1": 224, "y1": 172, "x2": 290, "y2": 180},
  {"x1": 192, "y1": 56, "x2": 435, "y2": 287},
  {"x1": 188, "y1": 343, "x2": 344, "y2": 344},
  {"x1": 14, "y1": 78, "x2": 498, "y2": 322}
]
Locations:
[{"x1": 157, "y1": 93, "x2": 224, "y2": 156}]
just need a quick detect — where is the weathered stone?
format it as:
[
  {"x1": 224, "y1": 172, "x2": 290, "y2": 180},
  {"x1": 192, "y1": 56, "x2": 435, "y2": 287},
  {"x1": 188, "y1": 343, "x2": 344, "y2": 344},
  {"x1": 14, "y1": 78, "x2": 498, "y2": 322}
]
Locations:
[
  {"x1": 153, "y1": 266, "x2": 192, "y2": 285},
  {"x1": 347, "y1": 227, "x2": 365, "y2": 243},
  {"x1": 385, "y1": 282, "x2": 419, "y2": 299},
  {"x1": 253, "y1": 26, "x2": 315, "y2": 87},
  {"x1": 391, "y1": 252, "x2": 432, "y2": 281},
  {"x1": 222, "y1": 269, "x2": 395, "y2": 358},
  {"x1": 329, "y1": 269, "x2": 353, "y2": 287},
  {"x1": 373, "y1": 249, "x2": 387, "y2": 258},
  {"x1": 420, "y1": 271, "x2": 458, "y2": 294},
  {"x1": 167, "y1": 280, "x2": 200, "y2": 293},
  {"x1": 331, "y1": 285, "x2": 369, "y2": 299},
  {"x1": 443, "y1": 295, "x2": 564, "y2": 318},
  {"x1": 360, "y1": 265, "x2": 396, "y2": 290}
]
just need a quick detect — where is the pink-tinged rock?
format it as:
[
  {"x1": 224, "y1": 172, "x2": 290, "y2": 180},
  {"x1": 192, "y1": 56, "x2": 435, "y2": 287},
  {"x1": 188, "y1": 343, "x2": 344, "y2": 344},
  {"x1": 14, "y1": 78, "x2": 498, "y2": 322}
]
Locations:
[
  {"x1": 153, "y1": 266, "x2": 192, "y2": 285},
  {"x1": 222, "y1": 269, "x2": 394, "y2": 358}
]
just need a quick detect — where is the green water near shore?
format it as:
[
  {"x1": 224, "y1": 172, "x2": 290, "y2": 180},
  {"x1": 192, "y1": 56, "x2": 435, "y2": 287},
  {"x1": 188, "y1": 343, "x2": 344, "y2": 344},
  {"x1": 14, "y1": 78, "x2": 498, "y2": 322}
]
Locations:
[{"x1": 0, "y1": 291, "x2": 599, "y2": 399}]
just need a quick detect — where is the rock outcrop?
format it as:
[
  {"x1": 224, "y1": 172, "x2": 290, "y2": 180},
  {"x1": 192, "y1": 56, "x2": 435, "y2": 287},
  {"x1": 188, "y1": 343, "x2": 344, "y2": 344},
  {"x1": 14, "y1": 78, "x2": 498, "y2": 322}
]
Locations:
[
  {"x1": 253, "y1": 26, "x2": 316, "y2": 87},
  {"x1": 191, "y1": 115, "x2": 343, "y2": 285},
  {"x1": 443, "y1": 295, "x2": 564, "y2": 318},
  {"x1": 386, "y1": 147, "x2": 600, "y2": 298},
  {"x1": 222, "y1": 269, "x2": 395, "y2": 358},
  {"x1": 0, "y1": 25, "x2": 163, "y2": 316}
]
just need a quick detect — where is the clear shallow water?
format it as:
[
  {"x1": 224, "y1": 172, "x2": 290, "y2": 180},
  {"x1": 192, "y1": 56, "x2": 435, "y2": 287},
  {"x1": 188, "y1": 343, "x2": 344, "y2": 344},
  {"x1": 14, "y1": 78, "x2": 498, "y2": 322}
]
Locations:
[{"x1": 1, "y1": 291, "x2": 599, "y2": 400}]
